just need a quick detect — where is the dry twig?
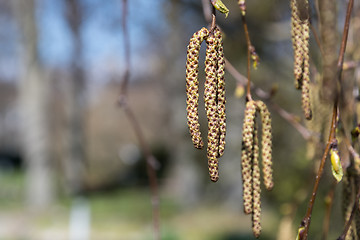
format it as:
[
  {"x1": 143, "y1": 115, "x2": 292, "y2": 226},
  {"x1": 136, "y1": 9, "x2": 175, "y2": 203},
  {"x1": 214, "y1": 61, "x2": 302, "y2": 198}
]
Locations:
[{"x1": 118, "y1": 1, "x2": 160, "y2": 239}]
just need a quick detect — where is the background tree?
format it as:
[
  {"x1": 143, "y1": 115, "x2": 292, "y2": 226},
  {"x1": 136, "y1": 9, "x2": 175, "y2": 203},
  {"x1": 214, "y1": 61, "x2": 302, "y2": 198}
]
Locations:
[
  {"x1": 63, "y1": 0, "x2": 86, "y2": 195},
  {"x1": 1, "y1": 0, "x2": 360, "y2": 239},
  {"x1": 11, "y1": 0, "x2": 54, "y2": 210}
]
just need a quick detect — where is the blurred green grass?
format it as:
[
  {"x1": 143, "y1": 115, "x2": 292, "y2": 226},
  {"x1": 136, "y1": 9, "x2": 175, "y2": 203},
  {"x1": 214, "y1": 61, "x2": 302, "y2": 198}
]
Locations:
[{"x1": 0, "y1": 170, "x2": 280, "y2": 240}]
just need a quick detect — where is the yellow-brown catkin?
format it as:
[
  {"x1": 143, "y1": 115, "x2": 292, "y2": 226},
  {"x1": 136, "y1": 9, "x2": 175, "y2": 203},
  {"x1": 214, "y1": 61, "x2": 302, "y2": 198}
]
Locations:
[
  {"x1": 214, "y1": 27, "x2": 226, "y2": 158},
  {"x1": 186, "y1": 27, "x2": 209, "y2": 149},
  {"x1": 252, "y1": 127, "x2": 261, "y2": 238},
  {"x1": 241, "y1": 141, "x2": 253, "y2": 214},
  {"x1": 241, "y1": 100, "x2": 273, "y2": 238},
  {"x1": 301, "y1": 19, "x2": 312, "y2": 120},
  {"x1": 205, "y1": 30, "x2": 220, "y2": 182},
  {"x1": 291, "y1": 0, "x2": 303, "y2": 89},
  {"x1": 290, "y1": 0, "x2": 312, "y2": 120},
  {"x1": 256, "y1": 100, "x2": 273, "y2": 190},
  {"x1": 241, "y1": 100, "x2": 257, "y2": 214}
]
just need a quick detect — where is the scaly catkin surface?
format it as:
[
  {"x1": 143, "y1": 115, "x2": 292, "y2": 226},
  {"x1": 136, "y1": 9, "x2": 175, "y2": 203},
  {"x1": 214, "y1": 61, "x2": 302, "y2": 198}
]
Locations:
[
  {"x1": 205, "y1": 30, "x2": 220, "y2": 182},
  {"x1": 186, "y1": 27, "x2": 209, "y2": 149},
  {"x1": 256, "y1": 100, "x2": 273, "y2": 190},
  {"x1": 241, "y1": 100, "x2": 257, "y2": 214},
  {"x1": 291, "y1": 0, "x2": 303, "y2": 89},
  {"x1": 301, "y1": 19, "x2": 312, "y2": 120},
  {"x1": 252, "y1": 126, "x2": 261, "y2": 238},
  {"x1": 214, "y1": 27, "x2": 226, "y2": 158}
]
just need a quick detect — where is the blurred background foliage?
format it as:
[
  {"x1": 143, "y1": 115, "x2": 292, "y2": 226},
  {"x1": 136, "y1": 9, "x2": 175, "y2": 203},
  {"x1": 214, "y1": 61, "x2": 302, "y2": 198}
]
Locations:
[{"x1": 0, "y1": 0, "x2": 356, "y2": 239}]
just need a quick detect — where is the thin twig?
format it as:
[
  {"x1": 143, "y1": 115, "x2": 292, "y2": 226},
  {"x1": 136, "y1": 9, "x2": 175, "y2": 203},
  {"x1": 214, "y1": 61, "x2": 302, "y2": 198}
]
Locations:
[
  {"x1": 299, "y1": 103, "x2": 338, "y2": 239},
  {"x1": 310, "y1": 23, "x2": 322, "y2": 55},
  {"x1": 321, "y1": 182, "x2": 336, "y2": 240},
  {"x1": 241, "y1": 14, "x2": 253, "y2": 101},
  {"x1": 225, "y1": 58, "x2": 312, "y2": 140},
  {"x1": 210, "y1": 14, "x2": 216, "y2": 33},
  {"x1": 337, "y1": 0, "x2": 354, "y2": 79},
  {"x1": 300, "y1": 0, "x2": 354, "y2": 238},
  {"x1": 224, "y1": 58, "x2": 247, "y2": 85},
  {"x1": 119, "y1": 1, "x2": 160, "y2": 240},
  {"x1": 120, "y1": 0, "x2": 130, "y2": 96},
  {"x1": 340, "y1": 125, "x2": 360, "y2": 161},
  {"x1": 201, "y1": 0, "x2": 212, "y2": 23},
  {"x1": 270, "y1": 102, "x2": 312, "y2": 140},
  {"x1": 308, "y1": 0, "x2": 322, "y2": 55},
  {"x1": 337, "y1": 179, "x2": 360, "y2": 240}
]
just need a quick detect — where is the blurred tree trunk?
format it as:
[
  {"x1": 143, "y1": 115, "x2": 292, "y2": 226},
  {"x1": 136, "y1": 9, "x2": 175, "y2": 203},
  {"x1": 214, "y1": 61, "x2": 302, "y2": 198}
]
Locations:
[
  {"x1": 63, "y1": 0, "x2": 86, "y2": 195},
  {"x1": 161, "y1": 0, "x2": 204, "y2": 205},
  {"x1": 12, "y1": 0, "x2": 54, "y2": 209}
]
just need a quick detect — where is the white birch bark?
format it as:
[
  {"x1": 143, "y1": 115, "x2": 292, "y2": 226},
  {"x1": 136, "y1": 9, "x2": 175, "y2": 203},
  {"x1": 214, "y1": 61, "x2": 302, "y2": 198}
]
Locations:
[{"x1": 12, "y1": 0, "x2": 54, "y2": 209}]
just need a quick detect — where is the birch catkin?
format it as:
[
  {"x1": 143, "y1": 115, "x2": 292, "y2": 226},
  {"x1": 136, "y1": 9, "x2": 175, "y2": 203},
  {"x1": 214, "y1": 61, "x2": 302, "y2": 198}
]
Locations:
[
  {"x1": 205, "y1": 30, "x2": 220, "y2": 182},
  {"x1": 214, "y1": 27, "x2": 226, "y2": 158},
  {"x1": 186, "y1": 27, "x2": 209, "y2": 149},
  {"x1": 241, "y1": 100, "x2": 257, "y2": 214},
  {"x1": 256, "y1": 100, "x2": 273, "y2": 190},
  {"x1": 301, "y1": 19, "x2": 312, "y2": 120},
  {"x1": 290, "y1": 0, "x2": 312, "y2": 120},
  {"x1": 186, "y1": 26, "x2": 227, "y2": 182},
  {"x1": 241, "y1": 100, "x2": 273, "y2": 238},
  {"x1": 291, "y1": 0, "x2": 303, "y2": 89},
  {"x1": 252, "y1": 127, "x2": 261, "y2": 238}
]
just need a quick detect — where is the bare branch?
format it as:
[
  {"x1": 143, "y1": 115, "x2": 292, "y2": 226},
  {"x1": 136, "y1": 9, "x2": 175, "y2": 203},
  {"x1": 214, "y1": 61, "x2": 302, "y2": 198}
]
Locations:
[{"x1": 118, "y1": 1, "x2": 160, "y2": 239}]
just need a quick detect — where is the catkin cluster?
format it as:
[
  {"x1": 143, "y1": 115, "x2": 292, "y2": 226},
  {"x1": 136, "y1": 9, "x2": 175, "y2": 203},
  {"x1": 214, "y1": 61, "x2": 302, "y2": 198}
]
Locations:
[
  {"x1": 290, "y1": 0, "x2": 312, "y2": 120},
  {"x1": 186, "y1": 27, "x2": 209, "y2": 149},
  {"x1": 241, "y1": 100, "x2": 273, "y2": 238},
  {"x1": 186, "y1": 26, "x2": 226, "y2": 182}
]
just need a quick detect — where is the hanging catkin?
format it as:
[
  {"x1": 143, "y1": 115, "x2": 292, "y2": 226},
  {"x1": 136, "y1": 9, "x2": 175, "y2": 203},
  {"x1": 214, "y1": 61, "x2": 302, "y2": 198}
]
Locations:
[
  {"x1": 252, "y1": 126, "x2": 261, "y2": 238},
  {"x1": 241, "y1": 100, "x2": 273, "y2": 238},
  {"x1": 241, "y1": 100, "x2": 257, "y2": 214},
  {"x1": 290, "y1": 0, "x2": 312, "y2": 120},
  {"x1": 186, "y1": 26, "x2": 227, "y2": 182},
  {"x1": 214, "y1": 27, "x2": 226, "y2": 158},
  {"x1": 301, "y1": 18, "x2": 312, "y2": 120},
  {"x1": 291, "y1": 0, "x2": 303, "y2": 89},
  {"x1": 205, "y1": 29, "x2": 220, "y2": 182},
  {"x1": 186, "y1": 27, "x2": 209, "y2": 149},
  {"x1": 256, "y1": 100, "x2": 273, "y2": 190}
]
